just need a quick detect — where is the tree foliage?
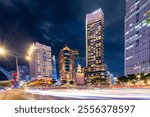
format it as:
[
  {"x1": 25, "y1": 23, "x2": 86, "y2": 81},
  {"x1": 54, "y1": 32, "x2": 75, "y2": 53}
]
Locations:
[{"x1": 117, "y1": 73, "x2": 150, "y2": 86}]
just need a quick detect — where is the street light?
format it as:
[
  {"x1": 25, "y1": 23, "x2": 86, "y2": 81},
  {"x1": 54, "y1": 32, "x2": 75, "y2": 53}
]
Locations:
[
  {"x1": 28, "y1": 44, "x2": 35, "y2": 56},
  {"x1": 137, "y1": 74, "x2": 141, "y2": 85},
  {"x1": 26, "y1": 44, "x2": 35, "y2": 61},
  {"x1": 0, "y1": 47, "x2": 6, "y2": 55},
  {"x1": 0, "y1": 47, "x2": 20, "y2": 80},
  {"x1": 134, "y1": 65, "x2": 141, "y2": 85},
  {"x1": 26, "y1": 56, "x2": 31, "y2": 61}
]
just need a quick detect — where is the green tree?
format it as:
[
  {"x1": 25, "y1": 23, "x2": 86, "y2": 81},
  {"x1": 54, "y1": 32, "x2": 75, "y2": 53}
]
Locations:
[
  {"x1": 145, "y1": 73, "x2": 150, "y2": 85},
  {"x1": 146, "y1": 10, "x2": 150, "y2": 24},
  {"x1": 118, "y1": 76, "x2": 127, "y2": 86},
  {"x1": 127, "y1": 74, "x2": 137, "y2": 85},
  {"x1": 141, "y1": 73, "x2": 150, "y2": 85}
]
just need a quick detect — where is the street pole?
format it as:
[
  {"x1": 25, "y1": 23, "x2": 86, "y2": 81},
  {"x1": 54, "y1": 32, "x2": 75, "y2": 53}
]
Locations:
[
  {"x1": 15, "y1": 56, "x2": 20, "y2": 80},
  {"x1": 138, "y1": 66, "x2": 141, "y2": 85}
]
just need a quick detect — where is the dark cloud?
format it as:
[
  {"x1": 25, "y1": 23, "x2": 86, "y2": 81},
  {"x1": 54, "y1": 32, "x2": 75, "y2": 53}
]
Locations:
[{"x1": 0, "y1": 0, "x2": 125, "y2": 78}]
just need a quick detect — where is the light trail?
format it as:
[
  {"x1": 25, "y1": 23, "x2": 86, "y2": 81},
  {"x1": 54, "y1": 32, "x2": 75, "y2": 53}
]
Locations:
[
  {"x1": 0, "y1": 90, "x2": 4, "y2": 93},
  {"x1": 25, "y1": 89, "x2": 150, "y2": 100}
]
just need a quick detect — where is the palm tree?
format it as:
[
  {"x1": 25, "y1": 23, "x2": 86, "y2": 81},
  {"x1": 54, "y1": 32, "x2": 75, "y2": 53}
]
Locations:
[
  {"x1": 128, "y1": 74, "x2": 137, "y2": 85},
  {"x1": 143, "y1": 73, "x2": 150, "y2": 85},
  {"x1": 118, "y1": 76, "x2": 127, "y2": 86},
  {"x1": 139, "y1": 73, "x2": 146, "y2": 85}
]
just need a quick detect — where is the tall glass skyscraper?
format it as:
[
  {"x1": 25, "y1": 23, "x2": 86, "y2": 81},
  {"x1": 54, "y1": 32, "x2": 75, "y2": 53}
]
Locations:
[
  {"x1": 52, "y1": 55, "x2": 58, "y2": 81},
  {"x1": 84, "y1": 8, "x2": 106, "y2": 81},
  {"x1": 125, "y1": 0, "x2": 150, "y2": 75}
]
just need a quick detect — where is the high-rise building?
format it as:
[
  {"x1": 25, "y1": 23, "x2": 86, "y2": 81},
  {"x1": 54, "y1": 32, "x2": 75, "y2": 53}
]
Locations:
[
  {"x1": 52, "y1": 55, "x2": 58, "y2": 81},
  {"x1": 84, "y1": 8, "x2": 106, "y2": 81},
  {"x1": 125, "y1": 0, "x2": 150, "y2": 75},
  {"x1": 28, "y1": 42, "x2": 52, "y2": 80},
  {"x1": 58, "y1": 47, "x2": 74, "y2": 82}
]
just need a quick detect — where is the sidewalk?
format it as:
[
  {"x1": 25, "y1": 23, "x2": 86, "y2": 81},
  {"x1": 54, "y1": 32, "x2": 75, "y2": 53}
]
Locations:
[{"x1": 0, "y1": 89, "x2": 34, "y2": 100}]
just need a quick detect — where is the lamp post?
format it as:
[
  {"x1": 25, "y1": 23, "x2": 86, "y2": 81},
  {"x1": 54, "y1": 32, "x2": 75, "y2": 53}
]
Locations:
[
  {"x1": 138, "y1": 66, "x2": 141, "y2": 85},
  {"x1": 136, "y1": 66, "x2": 141, "y2": 86},
  {"x1": 15, "y1": 56, "x2": 20, "y2": 80},
  {"x1": 0, "y1": 47, "x2": 20, "y2": 80},
  {"x1": 0, "y1": 44, "x2": 35, "y2": 81},
  {"x1": 134, "y1": 65, "x2": 141, "y2": 86}
]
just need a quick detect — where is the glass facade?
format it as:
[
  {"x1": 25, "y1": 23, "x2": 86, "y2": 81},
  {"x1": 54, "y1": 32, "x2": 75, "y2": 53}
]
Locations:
[
  {"x1": 52, "y1": 55, "x2": 58, "y2": 81},
  {"x1": 125, "y1": 0, "x2": 150, "y2": 75},
  {"x1": 85, "y1": 8, "x2": 106, "y2": 80},
  {"x1": 58, "y1": 47, "x2": 74, "y2": 82}
]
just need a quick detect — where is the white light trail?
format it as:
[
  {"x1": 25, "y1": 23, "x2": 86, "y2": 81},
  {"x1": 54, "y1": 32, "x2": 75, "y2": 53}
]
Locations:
[{"x1": 25, "y1": 89, "x2": 150, "y2": 100}]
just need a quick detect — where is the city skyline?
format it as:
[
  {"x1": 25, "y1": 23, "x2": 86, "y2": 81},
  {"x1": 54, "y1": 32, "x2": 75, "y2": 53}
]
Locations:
[
  {"x1": 0, "y1": 0, "x2": 125, "y2": 80},
  {"x1": 0, "y1": 0, "x2": 150, "y2": 101}
]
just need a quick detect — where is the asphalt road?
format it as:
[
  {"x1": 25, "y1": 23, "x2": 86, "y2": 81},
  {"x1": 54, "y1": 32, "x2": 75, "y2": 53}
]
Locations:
[
  {"x1": 0, "y1": 89, "x2": 77, "y2": 100},
  {"x1": 0, "y1": 88, "x2": 150, "y2": 100},
  {"x1": 26, "y1": 88, "x2": 150, "y2": 100}
]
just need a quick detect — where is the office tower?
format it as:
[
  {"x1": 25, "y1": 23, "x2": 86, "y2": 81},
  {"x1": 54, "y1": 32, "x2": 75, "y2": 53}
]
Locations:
[
  {"x1": 18, "y1": 65, "x2": 29, "y2": 81},
  {"x1": 84, "y1": 8, "x2": 106, "y2": 81},
  {"x1": 28, "y1": 42, "x2": 52, "y2": 80},
  {"x1": 52, "y1": 55, "x2": 58, "y2": 81},
  {"x1": 58, "y1": 47, "x2": 74, "y2": 82},
  {"x1": 125, "y1": 0, "x2": 150, "y2": 75}
]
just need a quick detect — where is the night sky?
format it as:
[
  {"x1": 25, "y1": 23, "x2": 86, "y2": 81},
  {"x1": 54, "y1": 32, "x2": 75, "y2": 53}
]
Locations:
[{"x1": 0, "y1": 0, "x2": 125, "y2": 80}]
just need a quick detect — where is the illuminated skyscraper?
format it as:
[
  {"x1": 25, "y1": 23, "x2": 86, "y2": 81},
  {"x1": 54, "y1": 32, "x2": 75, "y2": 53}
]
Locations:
[
  {"x1": 52, "y1": 55, "x2": 58, "y2": 81},
  {"x1": 84, "y1": 8, "x2": 106, "y2": 81},
  {"x1": 58, "y1": 47, "x2": 74, "y2": 82},
  {"x1": 125, "y1": 0, "x2": 150, "y2": 75},
  {"x1": 29, "y1": 42, "x2": 52, "y2": 80}
]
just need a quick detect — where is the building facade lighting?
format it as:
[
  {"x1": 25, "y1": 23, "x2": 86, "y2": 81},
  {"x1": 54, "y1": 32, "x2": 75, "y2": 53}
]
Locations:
[
  {"x1": 84, "y1": 8, "x2": 106, "y2": 83},
  {"x1": 125, "y1": 0, "x2": 150, "y2": 75},
  {"x1": 29, "y1": 42, "x2": 52, "y2": 80}
]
